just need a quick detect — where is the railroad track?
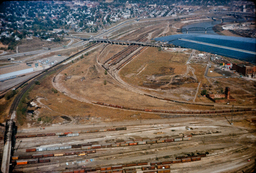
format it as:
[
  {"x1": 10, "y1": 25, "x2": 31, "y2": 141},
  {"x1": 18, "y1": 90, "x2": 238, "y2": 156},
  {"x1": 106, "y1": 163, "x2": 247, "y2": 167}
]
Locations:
[
  {"x1": 9, "y1": 43, "x2": 98, "y2": 115},
  {"x1": 92, "y1": 101, "x2": 254, "y2": 115}
]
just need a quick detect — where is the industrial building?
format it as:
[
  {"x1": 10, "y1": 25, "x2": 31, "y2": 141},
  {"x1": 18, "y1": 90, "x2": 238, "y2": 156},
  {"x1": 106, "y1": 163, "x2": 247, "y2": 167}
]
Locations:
[
  {"x1": 232, "y1": 63, "x2": 256, "y2": 78},
  {"x1": 207, "y1": 87, "x2": 236, "y2": 103}
]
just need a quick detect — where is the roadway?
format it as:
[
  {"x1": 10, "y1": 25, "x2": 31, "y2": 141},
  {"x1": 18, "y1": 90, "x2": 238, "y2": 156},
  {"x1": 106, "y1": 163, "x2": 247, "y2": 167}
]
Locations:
[{"x1": 0, "y1": 12, "x2": 212, "y2": 61}]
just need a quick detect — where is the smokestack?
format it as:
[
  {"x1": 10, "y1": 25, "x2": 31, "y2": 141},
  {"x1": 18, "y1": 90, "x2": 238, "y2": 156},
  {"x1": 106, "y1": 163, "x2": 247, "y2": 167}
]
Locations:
[{"x1": 225, "y1": 87, "x2": 230, "y2": 99}]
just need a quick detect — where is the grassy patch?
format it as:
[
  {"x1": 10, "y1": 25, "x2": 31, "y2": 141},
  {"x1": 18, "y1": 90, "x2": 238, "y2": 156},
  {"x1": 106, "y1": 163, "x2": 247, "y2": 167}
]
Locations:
[{"x1": 16, "y1": 84, "x2": 34, "y2": 126}]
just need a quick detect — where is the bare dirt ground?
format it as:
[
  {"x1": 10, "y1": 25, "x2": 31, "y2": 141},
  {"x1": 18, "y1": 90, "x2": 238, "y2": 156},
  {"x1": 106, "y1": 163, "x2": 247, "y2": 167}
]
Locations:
[
  {"x1": 53, "y1": 45, "x2": 188, "y2": 111},
  {"x1": 17, "y1": 37, "x2": 69, "y2": 53}
]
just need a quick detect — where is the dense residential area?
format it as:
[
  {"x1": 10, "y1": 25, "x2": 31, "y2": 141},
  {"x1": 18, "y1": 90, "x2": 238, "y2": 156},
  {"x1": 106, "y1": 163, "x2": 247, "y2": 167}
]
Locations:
[{"x1": 0, "y1": 0, "x2": 255, "y2": 50}]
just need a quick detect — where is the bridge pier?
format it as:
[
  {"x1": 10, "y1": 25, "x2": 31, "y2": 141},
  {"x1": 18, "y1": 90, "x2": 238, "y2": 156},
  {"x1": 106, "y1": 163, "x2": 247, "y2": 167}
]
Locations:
[{"x1": 1, "y1": 119, "x2": 13, "y2": 173}]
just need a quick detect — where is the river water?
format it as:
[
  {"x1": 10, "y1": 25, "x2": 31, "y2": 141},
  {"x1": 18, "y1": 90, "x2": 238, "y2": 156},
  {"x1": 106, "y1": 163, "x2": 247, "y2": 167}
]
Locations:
[{"x1": 155, "y1": 19, "x2": 256, "y2": 63}]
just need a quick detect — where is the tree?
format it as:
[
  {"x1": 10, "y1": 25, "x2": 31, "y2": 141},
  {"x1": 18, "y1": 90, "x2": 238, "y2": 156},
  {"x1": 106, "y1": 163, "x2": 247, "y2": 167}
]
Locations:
[
  {"x1": 201, "y1": 89, "x2": 207, "y2": 95},
  {"x1": 5, "y1": 90, "x2": 17, "y2": 100}
]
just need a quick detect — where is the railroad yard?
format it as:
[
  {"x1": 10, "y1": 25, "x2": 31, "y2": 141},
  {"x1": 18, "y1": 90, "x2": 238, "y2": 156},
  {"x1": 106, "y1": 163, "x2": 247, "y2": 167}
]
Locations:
[
  {"x1": 0, "y1": 10, "x2": 256, "y2": 173},
  {"x1": 4, "y1": 117, "x2": 256, "y2": 173}
]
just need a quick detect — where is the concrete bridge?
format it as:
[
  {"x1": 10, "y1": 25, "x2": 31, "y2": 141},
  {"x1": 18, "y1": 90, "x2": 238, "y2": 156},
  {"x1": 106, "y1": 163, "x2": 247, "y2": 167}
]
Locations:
[
  {"x1": 65, "y1": 37, "x2": 170, "y2": 47},
  {"x1": 1, "y1": 118, "x2": 15, "y2": 173},
  {"x1": 181, "y1": 27, "x2": 215, "y2": 34},
  {"x1": 89, "y1": 39, "x2": 163, "y2": 47}
]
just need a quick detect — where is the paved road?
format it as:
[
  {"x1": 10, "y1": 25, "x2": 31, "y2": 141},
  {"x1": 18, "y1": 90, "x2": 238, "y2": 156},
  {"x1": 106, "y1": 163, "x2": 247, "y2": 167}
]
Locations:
[{"x1": 0, "y1": 71, "x2": 41, "y2": 91}]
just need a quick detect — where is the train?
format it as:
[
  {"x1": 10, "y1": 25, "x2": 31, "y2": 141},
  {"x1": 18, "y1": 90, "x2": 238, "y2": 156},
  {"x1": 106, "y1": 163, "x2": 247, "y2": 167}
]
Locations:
[
  {"x1": 13, "y1": 154, "x2": 206, "y2": 173},
  {"x1": 18, "y1": 135, "x2": 191, "y2": 156},
  {"x1": 93, "y1": 101, "x2": 253, "y2": 114},
  {"x1": 14, "y1": 127, "x2": 127, "y2": 139},
  {"x1": 12, "y1": 149, "x2": 96, "y2": 164},
  {"x1": 13, "y1": 158, "x2": 50, "y2": 165},
  {"x1": 61, "y1": 156, "x2": 203, "y2": 173}
]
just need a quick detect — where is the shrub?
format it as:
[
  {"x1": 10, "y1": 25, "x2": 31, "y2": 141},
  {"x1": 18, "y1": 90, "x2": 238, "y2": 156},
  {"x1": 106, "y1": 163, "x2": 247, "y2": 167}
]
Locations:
[
  {"x1": 21, "y1": 107, "x2": 27, "y2": 115},
  {"x1": 52, "y1": 88, "x2": 58, "y2": 93},
  {"x1": 105, "y1": 70, "x2": 107, "y2": 75},
  {"x1": 35, "y1": 81, "x2": 40, "y2": 85},
  {"x1": 201, "y1": 89, "x2": 207, "y2": 95},
  {"x1": 104, "y1": 80, "x2": 107, "y2": 85},
  {"x1": 5, "y1": 90, "x2": 17, "y2": 100}
]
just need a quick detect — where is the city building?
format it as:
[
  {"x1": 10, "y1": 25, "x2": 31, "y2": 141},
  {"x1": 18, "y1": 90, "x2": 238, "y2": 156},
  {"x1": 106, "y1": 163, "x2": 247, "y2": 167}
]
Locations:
[{"x1": 232, "y1": 63, "x2": 256, "y2": 78}]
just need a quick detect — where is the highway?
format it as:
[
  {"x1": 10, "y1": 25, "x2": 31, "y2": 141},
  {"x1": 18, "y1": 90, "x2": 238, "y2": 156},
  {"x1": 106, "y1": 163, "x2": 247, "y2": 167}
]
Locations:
[{"x1": 0, "y1": 12, "x2": 210, "y2": 61}]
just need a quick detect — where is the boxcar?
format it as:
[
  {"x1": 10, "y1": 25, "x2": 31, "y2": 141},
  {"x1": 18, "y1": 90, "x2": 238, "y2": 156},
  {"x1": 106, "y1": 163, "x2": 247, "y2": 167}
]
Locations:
[
  {"x1": 125, "y1": 163, "x2": 137, "y2": 167},
  {"x1": 32, "y1": 154, "x2": 43, "y2": 158},
  {"x1": 39, "y1": 158, "x2": 50, "y2": 163},
  {"x1": 26, "y1": 148, "x2": 36, "y2": 152},
  {"x1": 172, "y1": 159, "x2": 181, "y2": 163},
  {"x1": 54, "y1": 153, "x2": 64, "y2": 157},
  {"x1": 91, "y1": 145, "x2": 101, "y2": 149},
  {"x1": 112, "y1": 165, "x2": 123, "y2": 170},
  {"x1": 157, "y1": 169, "x2": 170, "y2": 173},
  {"x1": 74, "y1": 170, "x2": 85, "y2": 173},
  {"x1": 174, "y1": 138, "x2": 182, "y2": 142},
  {"x1": 181, "y1": 158, "x2": 191, "y2": 162},
  {"x1": 27, "y1": 134, "x2": 37, "y2": 138},
  {"x1": 12, "y1": 156, "x2": 19, "y2": 160},
  {"x1": 164, "y1": 139, "x2": 174, "y2": 142},
  {"x1": 43, "y1": 153, "x2": 54, "y2": 157},
  {"x1": 137, "y1": 162, "x2": 148, "y2": 165},
  {"x1": 27, "y1": 159, "x2": 38, "y2": 164},
  {"x1": 157, "y1": 165, "x2": 170, "y2": 169},
  {"x1": 46, "y1": 133, "x2": 56, "y2": 136},
  {"x1": 36, "y1": 134, "x2": 45, "y2": 137},
  {"x1": 16, "y1": 160, "x2": 27, "y2": 165},
  {"x1": 19, "y1": 155, "x2": 32, "y2": 159}
]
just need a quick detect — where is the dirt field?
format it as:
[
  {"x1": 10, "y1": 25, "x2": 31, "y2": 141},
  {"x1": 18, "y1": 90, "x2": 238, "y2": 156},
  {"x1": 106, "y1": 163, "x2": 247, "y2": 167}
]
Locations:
[{"x1": 17, "y1": 37, "x2": 69, "y2": 53}]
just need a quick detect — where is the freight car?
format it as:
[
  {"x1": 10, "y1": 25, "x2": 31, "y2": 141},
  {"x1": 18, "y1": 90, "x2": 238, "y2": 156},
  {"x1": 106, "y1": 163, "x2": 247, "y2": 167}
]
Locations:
[
  {"x1": 39, "y1": 158, "x2": 50, "y2": 163},
  {"x1": 112, "y1": 165, "x2": 123, "y2": 170},
  {"x1": 157, "y1": 169, "x2": 170, "y2": 173},
  {"x1": 141, "y1": 166, "x2": 155, "y2": 170},
  {"x1": 16, "y1": 160, "x2": 27, "y2": 165},
  {"x1": 157, "y1": 165, "x2": 170, "y2": 169},
  {"x1": 26, "y1": 148, "x2": 36, "y2": 152}
]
